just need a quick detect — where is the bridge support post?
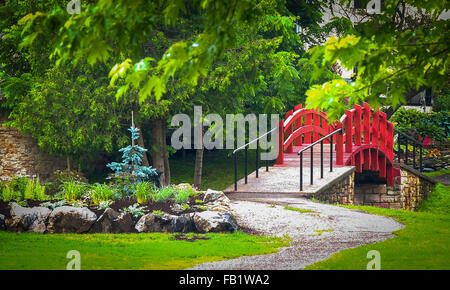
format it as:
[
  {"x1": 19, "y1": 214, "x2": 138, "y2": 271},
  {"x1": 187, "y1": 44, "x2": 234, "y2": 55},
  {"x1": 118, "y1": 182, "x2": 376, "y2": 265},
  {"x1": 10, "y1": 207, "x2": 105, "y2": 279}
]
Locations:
[{"x1": 285, "y1": 110, "x2": 293, "y2": 153}]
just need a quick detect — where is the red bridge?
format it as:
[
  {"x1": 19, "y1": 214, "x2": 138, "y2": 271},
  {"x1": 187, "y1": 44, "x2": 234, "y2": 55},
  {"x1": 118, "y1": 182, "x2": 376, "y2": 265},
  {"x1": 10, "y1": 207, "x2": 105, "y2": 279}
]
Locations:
[{"x1": 275, "y1": 102, "x2": 395, "y2": 185}]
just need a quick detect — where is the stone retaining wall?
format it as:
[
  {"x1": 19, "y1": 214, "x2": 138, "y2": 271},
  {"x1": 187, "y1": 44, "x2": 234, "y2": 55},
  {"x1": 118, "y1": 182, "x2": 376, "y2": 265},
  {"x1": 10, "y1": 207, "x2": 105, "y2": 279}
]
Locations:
[
  {"x1": 354, "y1": 164, "x2": 436, "y2": 211},
  {"x1": 313, "y1": 164, "x2": 436, "y2": 211},
  {"x1": 311, "y1": 169, "x2": 355, "y2": 205},
  {"x1": 0, "y1": 115, "x2": 65, "y2": 180}
]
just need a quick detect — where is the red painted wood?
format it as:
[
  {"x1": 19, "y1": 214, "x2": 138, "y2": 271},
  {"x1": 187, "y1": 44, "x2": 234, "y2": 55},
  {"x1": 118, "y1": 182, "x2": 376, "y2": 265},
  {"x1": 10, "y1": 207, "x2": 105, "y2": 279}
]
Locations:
[
  {"x1": 364, "y1": 148, "x2": 371, "y2": 170},
  {"x1": 355, "y1": 152, "x2": 362, "y2": 172},
  {"x1": 379, "y1": 112, "x2": 387, "y2": 153},
  {"x1": 363, "y1": 103, "x2": 371, "y2": 144},
  {"x1": 345, "y1": 110, "x2": 353, "y2": 153},
  {"x1": 371, "y1": 148, "x2": 379, "y2": 171},
  {"x1": 275, "y1": 120, "x2": 284, "y2": 165},
  {"x1": 336, "y1": 123, "x2": 344, "y2": 165},
  {"x1": 387, "y1": 163, "x2": 394, "y2": 185},
  {"x1": 284, "y1": 125, "x2": 331, "y2": 151},
  {"x1": 371, "y1": 109, "x2": 379, "y2": 147},
  {"x1": 387, "y1": 122, "x2": 394, "y2": 161},
  {"x1": 304, "y1": 112, "x2": 312, "y2": 144},
  {"x1": 379, "y1": 154, "x2": 386, "y2": 178},
  {"x1": 354, "y1": 105, "x2": 362, "y2": 146},
  {"x1": 285, "y1": 110, "x2": 294, "y2": 153},
  {"x1": 313, "y1": 110, "x2": 320, "y2": 142},
  {"x1": 294, "y1": 104, "x2": 303, "y2": 146}
]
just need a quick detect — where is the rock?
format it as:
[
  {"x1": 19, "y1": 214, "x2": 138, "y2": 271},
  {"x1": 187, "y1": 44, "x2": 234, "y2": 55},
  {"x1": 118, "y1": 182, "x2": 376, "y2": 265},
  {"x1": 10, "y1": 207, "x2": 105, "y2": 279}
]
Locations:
[
  {"x1": 135, "y1": 213, "x2": 174, "y2": 233},
  {"x1": 171, "y1": 213, "x2": 195, "y2": 233},
  {"x1": 47, "y1": 206, "x2": 97, "y2": 233},
  {"x1": 6, "y1": 202, "x2": 51, "y2": 233},
  {"x1": 193, "y1": 211, "x2": 238, "y2": 233},
  {"x1": 203, "y1": 189, "x2": 230, "y2": 204},
  {"x1": 203, "y1": 189, "x2": 232, "y2": 212},
  {"x1": 0, "y1": 214, "x2": 5, "y2": 230},
  {"x1": 89, "y1": 208, "x2": 134, "y2": 233},
  {"x1": 422, "y1": 167, "x2": 434, "y2": 172}
]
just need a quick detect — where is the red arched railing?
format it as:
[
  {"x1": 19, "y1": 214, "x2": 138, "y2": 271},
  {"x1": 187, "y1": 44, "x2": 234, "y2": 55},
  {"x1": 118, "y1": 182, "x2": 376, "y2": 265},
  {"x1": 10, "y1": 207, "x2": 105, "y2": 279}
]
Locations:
[{"x1": 276, "y1": 102, "x2": 395, "y2": 185}]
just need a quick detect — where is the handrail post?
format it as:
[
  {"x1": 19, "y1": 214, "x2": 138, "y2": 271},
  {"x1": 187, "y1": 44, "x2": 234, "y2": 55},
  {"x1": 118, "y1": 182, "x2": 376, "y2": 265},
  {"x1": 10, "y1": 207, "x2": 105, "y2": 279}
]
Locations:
[
  {"x1": 234, "y1": 153, "x2": 238, "y2": 191},
  {"x1": 419, "y1": 146, "x2": 423, "y2": 172},
  {"x1": 398, "y1": 133, "x2": 401, "y2": 163},
  {"x1": 413, "y1": 144, "x2": 416, "y2": 169},
  {"x1": 320, "y1": 140, "x2": 323, "y2": 178},
  {"x1": 405, "y1": 139, "x2": 408, "y2": 165},
  {"x1": 300, "y1": 152, "x2": 303, "y2": 191},
  {"x1": 265, "y1": 147, "x2": 269, "y2": 172},
  {"x1": 245, "y1": 146, "x2": 248, "y2": 184},
  {"x1": 256, "y1": 139, "x2": 259, "y2": 178},
  {"x1": 310, "y1": 146, "x2": 314, "y2": 185},
  {"x1": 330, "y1": 134, "x2": 333, "y2": 172}
]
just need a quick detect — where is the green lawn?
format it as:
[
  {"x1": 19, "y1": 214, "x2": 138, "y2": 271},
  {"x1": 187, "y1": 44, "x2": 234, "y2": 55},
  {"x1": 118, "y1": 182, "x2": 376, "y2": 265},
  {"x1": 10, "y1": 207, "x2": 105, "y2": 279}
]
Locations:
[
  {"x1": 305, "y1": 183, "x2": 450, "y2": 270},
  {"x1": 0, "y1": 231, "x2": 289, "y2": 270}
]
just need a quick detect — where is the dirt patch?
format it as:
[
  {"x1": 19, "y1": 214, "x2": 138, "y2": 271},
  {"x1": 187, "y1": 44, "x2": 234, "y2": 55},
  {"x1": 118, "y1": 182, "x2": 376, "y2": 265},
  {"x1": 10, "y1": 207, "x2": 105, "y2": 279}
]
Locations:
[
  {"x1": 173, "y1": 234, "x2": 211, "y2": 242},
  {"x1": 433, "y1": 174, "x2": 450, "y2": 185}
]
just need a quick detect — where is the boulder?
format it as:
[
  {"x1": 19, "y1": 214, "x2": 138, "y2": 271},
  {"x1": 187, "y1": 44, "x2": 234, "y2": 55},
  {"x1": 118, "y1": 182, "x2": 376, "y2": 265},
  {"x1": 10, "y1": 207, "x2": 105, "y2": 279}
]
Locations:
[
  {"x1": 203, "y1": 189, "x2": 232, "y2": 212},
  {"x1": 171, "y1": 213, "x2": 195, "y2": 233},
  {"x1": 89, "y1": 208, "x2": 134, "y2": 233},
  {"x1": 193, "y1": 211, "x2": 238, "y2": 233},
  {"x1": 135, "y1": 213, "x2": 174, "y2": 233},
  {"x1": 47, "y1": 206, "x2": 97, "y2": 233},
  {"x1": 203, "y1": 189, "x2": 230, "y2": 203},
  {"x1": 0, "y1": 214, "x2": 5, "y2": 230},
  {"x1": 6, "y1": 202, "x2": 51, "y2": 233}
]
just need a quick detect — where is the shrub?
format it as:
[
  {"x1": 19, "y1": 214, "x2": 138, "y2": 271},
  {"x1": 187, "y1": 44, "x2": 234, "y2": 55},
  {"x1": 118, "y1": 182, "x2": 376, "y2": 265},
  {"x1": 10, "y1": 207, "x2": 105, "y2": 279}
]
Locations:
[
  {"x1": 46, "y1": 170, "x2": 88, "y2": 195},
  {"x1": 121, "y1": 203, "x2": 147, "y2": 218},
  {"x1": 34, "y1": 178, "x2": 47, "y2": 201},
  {"x1": 153, "y1": 186, "x2": 177, "y2": 203},
  {"x1": 62, "y1": 181, "x2": 86, "y2": 202},
  {"x1": 433, "y1": 85, "x2": 450, "y2": 112},
  {"x1": 1, "y1": 184, "x2": 14, "y2": 202},
  {"x1": 391, "y1": 108, "x2": 449, "y2": 141},
  {"x1": 173, "y1": 188, "x2": 191, "y2": 204},
  {"x1": 132, "y1": 182, "x2": 155, "y2": 204},
  {"x1": 89, "y1": 183, "x2": 119, "y2": 205},
  {"x1": 24, "y1": 178, "x2": 35, "y2": 200}
]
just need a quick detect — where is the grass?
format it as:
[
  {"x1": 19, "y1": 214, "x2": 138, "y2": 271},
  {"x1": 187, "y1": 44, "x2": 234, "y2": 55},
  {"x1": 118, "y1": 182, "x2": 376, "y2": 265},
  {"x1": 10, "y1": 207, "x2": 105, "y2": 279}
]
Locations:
[
  {"x1": 0, "y1": 231, "x2": 289, "y2": 270},
  {"x1": 171, "y1": 149, "x2": 268, "y2": 191},
  {"x1": 305, "y1": 183, "x2": 450, "y2": 270},
  {"x1": 284, "y1": 206, "x2": 319, "y2": 214},
  {"x1": 423, "y1": 169, "x2": 450, "y2": 177}
]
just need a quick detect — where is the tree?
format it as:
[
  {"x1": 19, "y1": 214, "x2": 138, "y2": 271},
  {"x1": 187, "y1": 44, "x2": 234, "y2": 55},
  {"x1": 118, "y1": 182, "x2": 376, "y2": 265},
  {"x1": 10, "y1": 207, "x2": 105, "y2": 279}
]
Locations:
[{"x1": 304, "y1": 0, "x2": 449, "y2": 121}]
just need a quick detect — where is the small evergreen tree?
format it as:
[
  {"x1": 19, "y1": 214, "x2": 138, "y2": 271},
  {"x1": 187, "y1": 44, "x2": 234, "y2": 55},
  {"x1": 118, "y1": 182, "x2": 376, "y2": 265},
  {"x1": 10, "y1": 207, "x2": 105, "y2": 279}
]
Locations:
[{"x1": 107, "y1": 127, "x2": 157, "y2": 182}]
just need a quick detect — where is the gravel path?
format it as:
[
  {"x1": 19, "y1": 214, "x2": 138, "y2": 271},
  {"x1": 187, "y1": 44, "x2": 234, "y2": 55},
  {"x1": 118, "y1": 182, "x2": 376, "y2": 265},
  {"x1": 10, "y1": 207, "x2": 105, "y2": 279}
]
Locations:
[{"x1": 190, "y1": 197, "x2": 404, "y2": 270}]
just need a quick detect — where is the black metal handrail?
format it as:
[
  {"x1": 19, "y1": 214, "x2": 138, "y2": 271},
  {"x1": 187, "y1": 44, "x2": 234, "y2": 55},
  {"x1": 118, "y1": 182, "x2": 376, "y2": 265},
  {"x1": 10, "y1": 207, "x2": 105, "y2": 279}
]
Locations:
[
  {"x1": 394, "y1": 128, "x2": 423, "y2": 171},
  {"x1": 297, "y1": 128, "x2": 342, "y2": 191},
  {"x1": 232, "y1": 127, "x2": 278, "y2": 191}
]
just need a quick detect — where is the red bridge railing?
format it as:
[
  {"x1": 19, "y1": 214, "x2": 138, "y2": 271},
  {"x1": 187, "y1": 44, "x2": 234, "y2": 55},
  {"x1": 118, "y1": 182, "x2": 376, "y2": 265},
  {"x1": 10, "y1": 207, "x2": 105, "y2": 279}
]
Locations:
[{"x1": 276, "y1": 102, "x2": 395, "y2": 185}]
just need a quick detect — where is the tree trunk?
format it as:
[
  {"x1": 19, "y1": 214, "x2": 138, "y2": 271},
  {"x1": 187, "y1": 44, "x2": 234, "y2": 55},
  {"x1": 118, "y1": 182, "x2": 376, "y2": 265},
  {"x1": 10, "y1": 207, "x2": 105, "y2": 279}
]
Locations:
[
  {"x1": 67, "y1": 157, "x2": 71, "y2": 171},
  {"x1": 136, "y1": 125, "x2": 150, "y2": 167},
  {"x1": 150, "y1": 118, "x2": 170, "y2": 186},
  {"x1": 193, "y1": 128, "x2": 204, "y2": 189}
]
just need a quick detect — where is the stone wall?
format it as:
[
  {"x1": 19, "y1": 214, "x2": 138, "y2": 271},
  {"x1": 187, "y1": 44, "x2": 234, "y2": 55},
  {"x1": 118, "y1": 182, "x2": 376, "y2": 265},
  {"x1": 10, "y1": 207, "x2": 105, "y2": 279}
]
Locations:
[
  {"x1": 354, "y1": 164, "x2": 436, "y2": 211},
  {"x1": 0, "y1": 115, "x2": 65, "y2": 180},
  {"x1": 312, "y1": 169, "x2": 355, "y2": 205}
]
